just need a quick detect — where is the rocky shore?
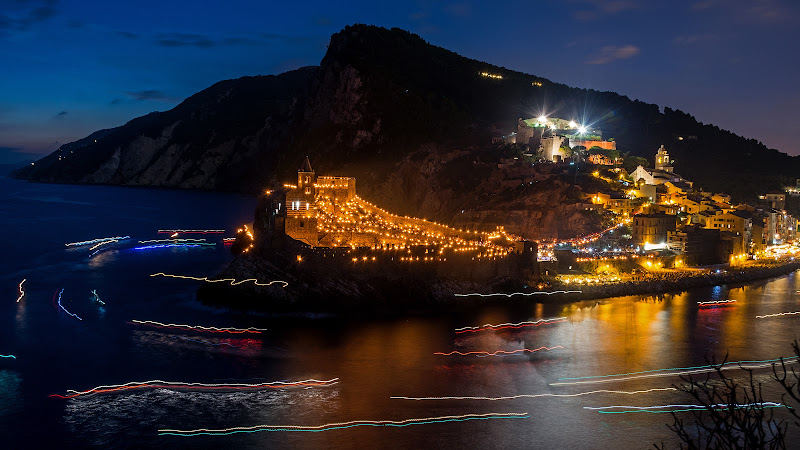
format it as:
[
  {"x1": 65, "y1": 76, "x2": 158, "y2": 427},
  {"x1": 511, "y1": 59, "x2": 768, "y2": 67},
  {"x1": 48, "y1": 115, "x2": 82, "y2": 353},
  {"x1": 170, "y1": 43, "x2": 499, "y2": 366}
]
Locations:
[{"x1": 196, "y1": 252, "x2": 800, "y2": 315}]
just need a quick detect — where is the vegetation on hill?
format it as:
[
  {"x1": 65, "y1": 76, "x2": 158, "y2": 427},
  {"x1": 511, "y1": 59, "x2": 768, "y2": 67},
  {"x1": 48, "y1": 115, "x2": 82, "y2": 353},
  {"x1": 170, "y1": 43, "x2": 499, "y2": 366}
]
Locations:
[{"x1": 14, "y1": 24, "x2": 799, "y2": 209}]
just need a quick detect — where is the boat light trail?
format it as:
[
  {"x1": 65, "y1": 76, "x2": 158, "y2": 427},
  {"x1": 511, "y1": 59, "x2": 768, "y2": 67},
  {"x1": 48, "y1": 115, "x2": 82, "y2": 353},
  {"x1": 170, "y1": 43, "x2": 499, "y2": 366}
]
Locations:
[
  {"x1": 138, "y1": 239, "x2": 208, "y2": 244},
  {"x1": 157, "y1": 412, "x2": 529, "y2": 436},
  {"x1": 158, "y1": 229, "x2": 224, "y2": 234},
  {"x1": 17, "y1": 279, "x2": 25, "y2": 302},
  {"x1": 65, "y1": 236, "x2": 129, "y2": 247},
  {"x1": 0, "y1": 354, "x2": 16, "y2": 359},
  {"x1": 391, "y1": 387, "x2": 677, "y2": 401},
  {"x1": 57, "y1": 289, "x2": 82, "y2": 321},
  {"x1": 455, "y1": 317, "x2": 567, "y2": 334},
  {"x1": 697, "y1": 300, "x2": 737, "y2": 307},
  {"x1": 551, "y1": 357, "x2": 799, "y2": 386},
  {"x1": 435, "y1": 346, "x2": 563, "y2": 357},
  {"x1": 150, "y1": 273, "x2": 288, "y2": 288},
  {"x1": 453, "y1": 291, "x2": 581, "y2": 297},
  {"x1": 133, "y1": 243, "x2": 216, "y2": 250},
  {"x1": 91, "y1": 290, "x2": 105, "y2": 305},
  {"x1": 756, "y1": 311, "x2": 800, "y2": 318},
  {"x1": 584, "y1": 402, "x2": 783, "y2": 414},
  {"x1": 50, "y1": 378, "x2": 339, "y2": 399},
  {"x1": 89, "y1": 239, "x2": 118, "y2": 251},
  {"x1": 130, "y1": 319, "x2": 266, "y2": 334}
]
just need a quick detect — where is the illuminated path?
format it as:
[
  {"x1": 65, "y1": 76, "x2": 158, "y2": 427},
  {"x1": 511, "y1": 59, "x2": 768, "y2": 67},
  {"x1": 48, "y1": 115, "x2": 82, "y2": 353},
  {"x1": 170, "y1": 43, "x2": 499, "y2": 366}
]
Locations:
[
  {"x1": 551, "y1": 357, "x2": 799, "y2": 386},
  {"x1": 130, "y1": 320, "x2": 266, "y2": 334},
  {"x1": 157, "y1": 412, "x2": 529, "y2": 436},
  {"x1": 150, "y1": 273, "x2": 288, "y2": 288},
  {"x1": 455, "y1": 317, "x2": 567, "y2": 334},
  {"x1": 50, "y1": 378, "x2": 339, "y2": 399},
  {"x1": 391, "y1": 388, "x2": 677, "y2": 401},
  {"x1": 434, "y1": 346, "x2": 563, "y2": 357},
  {"x1": 0, "y1": 354, "x2": 16, "y2": 359}
]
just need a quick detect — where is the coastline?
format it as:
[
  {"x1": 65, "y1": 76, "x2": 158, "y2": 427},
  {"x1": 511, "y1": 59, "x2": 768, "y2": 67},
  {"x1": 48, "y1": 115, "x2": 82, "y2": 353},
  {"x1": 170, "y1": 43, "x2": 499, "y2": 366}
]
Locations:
[
  {"x1": 564, "y1": 260, "x2": 800, "y2": 302},
  {"x1": 196, "y1": 254, "x2": 800, "y2": 315}
]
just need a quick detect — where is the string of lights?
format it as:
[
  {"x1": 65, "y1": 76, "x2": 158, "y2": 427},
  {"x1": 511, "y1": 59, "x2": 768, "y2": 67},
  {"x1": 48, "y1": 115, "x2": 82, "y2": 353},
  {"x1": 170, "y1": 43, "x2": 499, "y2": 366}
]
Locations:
[
  {"x1": 156, "y1": 412, "x2": 530, "y2": 436},
  {"x1": 434, "y1": 346, "x2": 563, "y2": 357},
  {"x1": 50, "y1": 378, "x2": 339, "y2": 399},
  {"x1": 0, "y1": 354, "x2": 16, "y2": 359},
  {"x1": 17, "y1": 278, "x2": 25, "y2": 302},
  {"x1": 149, "y1": 272, "x2": 288, "y2": 287},
  {"x1": 130, "y1": 319, "x2": 267, "y2": 334},
  {"x1": 455, "y1": 317, "x2": 567, "y2": 334},
  {"x1": 57, "y1": 289, "x2": 82, "y2": 321},
  {"x1": 390, "y1": 387, "x2": 677, "y2": 401}
]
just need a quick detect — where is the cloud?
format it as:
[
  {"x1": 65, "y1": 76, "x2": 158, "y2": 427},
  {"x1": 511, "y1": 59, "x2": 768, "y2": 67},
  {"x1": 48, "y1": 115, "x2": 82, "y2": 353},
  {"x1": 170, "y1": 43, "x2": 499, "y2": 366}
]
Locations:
[
  {"x1": 123, "y1": 90, "x2": 177, "y2": 102},
  {"x1": 690, "y1": 0, "x2": 798, "y2": 22},
  {"x1": 114, "y1": 30, "x2": 138, "y2": 39},
  {"x1": 0, "y1": 0, "x2": 58, "y2": 34},
  {"x1": 221, "y1": 37, "x2": 260, "y2": 46},
  {"x1": 587, "y1": 45, "x2": 640, "y2": 64},
  {"x1": 53, "y1": 110, "x2": 67, "y2": 119},
  {"x1": 673, "y1": 33, "x2": 720, "y2": 45},
  {"x1": 314, "y1": 16, "x2": 332, "y2": 26},
  {"x1": 444, "y1": 3, "x2": 472, "y2": 17},
  {"x1": 154, "y1": 33, "x2": 215, "y2": 48},
  {"x1": 569, "y1": 0, "x2": 638, "y2": 13},
  {"x1": 108, "y1": 98, "x2": 123, "y2": 106}
]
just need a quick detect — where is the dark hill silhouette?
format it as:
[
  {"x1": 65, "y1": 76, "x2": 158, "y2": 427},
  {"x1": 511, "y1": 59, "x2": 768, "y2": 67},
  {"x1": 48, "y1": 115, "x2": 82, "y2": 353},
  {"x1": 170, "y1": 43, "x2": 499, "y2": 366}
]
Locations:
[{"x1": 13, "y1": 25, "x2": 798, "y2": 231}]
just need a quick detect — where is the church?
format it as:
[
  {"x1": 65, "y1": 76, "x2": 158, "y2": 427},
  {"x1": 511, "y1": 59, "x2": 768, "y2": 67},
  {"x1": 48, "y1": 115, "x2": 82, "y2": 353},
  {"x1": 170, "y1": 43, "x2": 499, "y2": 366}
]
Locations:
[{"x1": 630, "y1": 145, "x2": 693, "y2": 188}]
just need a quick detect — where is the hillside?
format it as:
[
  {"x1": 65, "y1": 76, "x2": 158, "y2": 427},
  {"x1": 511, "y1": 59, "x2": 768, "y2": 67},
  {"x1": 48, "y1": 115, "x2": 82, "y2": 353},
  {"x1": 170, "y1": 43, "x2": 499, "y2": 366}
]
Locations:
[{"x1": 13, "y1": 24, "x2": 800, "y2": 238}]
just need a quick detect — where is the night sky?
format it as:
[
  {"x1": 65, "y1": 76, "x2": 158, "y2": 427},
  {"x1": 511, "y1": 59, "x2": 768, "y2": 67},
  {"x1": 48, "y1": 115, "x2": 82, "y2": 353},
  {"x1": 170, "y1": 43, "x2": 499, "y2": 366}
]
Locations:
[{"x1": 2, "y1": 0, "x2": 799, "y2": 163}]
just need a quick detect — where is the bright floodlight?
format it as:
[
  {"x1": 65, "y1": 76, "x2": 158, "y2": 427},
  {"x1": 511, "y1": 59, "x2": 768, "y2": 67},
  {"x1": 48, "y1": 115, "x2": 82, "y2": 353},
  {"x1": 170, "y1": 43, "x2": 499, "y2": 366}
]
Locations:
[
  {"x1": 569, "y1": 121, "x2": 576, "y2": 128},
  {"x1": 538, "y1": 115, "x2": 547, "y2": 123},
  {"x1": 578, "y1": 126, "x2": 587, "y2": 134}
]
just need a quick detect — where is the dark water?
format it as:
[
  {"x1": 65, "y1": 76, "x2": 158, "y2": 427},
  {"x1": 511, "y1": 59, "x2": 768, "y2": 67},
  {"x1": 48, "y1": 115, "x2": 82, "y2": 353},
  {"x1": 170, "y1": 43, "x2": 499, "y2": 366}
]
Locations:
[{"x1": 1, "y1": 177, "x2": 799, "y2": 449}]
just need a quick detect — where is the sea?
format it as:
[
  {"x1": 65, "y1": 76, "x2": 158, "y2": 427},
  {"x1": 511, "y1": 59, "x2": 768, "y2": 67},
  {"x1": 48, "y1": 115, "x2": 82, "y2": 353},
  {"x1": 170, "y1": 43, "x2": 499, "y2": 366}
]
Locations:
[{"x1": 1, "y1": 176, "x2": 798, "y2": 448}]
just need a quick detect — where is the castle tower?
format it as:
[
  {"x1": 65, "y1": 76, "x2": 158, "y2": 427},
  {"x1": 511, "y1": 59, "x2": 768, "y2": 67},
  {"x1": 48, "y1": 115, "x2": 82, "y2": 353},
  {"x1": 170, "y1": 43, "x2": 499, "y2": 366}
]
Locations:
[
  {"x1": 285, "y1": 156, "x2": 319, "y2": 246},
  {"x1": 298, "y1": 156, "x2": 315, "y2": 198},
  {"x1": 655, "y1": 145, "x2": 673, "y2": 173}
]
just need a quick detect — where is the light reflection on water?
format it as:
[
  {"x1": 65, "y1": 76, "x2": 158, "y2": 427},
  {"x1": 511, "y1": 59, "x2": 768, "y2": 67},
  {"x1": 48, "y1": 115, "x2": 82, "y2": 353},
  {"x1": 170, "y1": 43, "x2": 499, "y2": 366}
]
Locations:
[{"x1": 2, "y1": 177, "x2": 800, "y2": 448}]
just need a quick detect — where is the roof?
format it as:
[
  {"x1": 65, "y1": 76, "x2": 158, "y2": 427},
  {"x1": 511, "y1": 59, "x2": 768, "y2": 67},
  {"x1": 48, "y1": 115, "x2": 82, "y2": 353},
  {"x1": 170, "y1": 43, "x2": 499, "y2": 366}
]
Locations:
[{"x1": 300, "y1": 156, "x2": 313, "y2": 173}]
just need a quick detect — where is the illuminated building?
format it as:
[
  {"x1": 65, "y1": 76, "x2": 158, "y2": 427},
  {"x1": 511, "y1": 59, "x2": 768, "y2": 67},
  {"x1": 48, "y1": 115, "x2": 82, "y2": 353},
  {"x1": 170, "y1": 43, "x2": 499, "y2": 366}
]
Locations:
[{"x1": 631, "y1": 213, "x2": 676, "y2": 245}]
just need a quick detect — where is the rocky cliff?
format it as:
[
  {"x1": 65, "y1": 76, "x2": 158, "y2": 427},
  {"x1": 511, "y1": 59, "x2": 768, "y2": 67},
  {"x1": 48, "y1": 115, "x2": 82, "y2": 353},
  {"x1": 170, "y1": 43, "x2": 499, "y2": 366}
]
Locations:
[{"x1": 14, "y1": 24, "x2": 800, "y2": 237}]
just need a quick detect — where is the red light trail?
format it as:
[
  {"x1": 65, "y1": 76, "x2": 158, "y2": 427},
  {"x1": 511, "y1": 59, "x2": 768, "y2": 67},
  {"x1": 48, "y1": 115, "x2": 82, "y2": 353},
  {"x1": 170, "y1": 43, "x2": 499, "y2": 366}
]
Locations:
[{"x1": 49, "y1": 378, "x2": 339, "y2": 399}]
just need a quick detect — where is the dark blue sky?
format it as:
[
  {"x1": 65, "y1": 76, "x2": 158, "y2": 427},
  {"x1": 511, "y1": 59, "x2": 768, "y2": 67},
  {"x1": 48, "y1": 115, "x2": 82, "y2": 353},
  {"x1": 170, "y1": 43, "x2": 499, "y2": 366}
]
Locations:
[{"x1": 2, "y1": 0, "x2": 799, "y2": 163}]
